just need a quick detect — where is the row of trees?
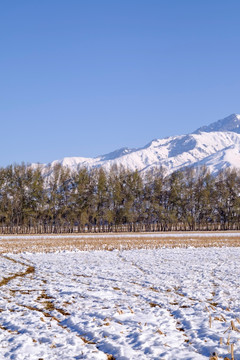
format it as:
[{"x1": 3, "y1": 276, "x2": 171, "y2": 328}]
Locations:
[{"x1": 0, "y1": 163, "x2": 239, "y2": 233}]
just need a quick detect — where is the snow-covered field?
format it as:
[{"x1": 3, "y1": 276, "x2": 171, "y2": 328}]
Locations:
[{"x1": 1, "y1": 243, "x2": 240, "y2": 359}]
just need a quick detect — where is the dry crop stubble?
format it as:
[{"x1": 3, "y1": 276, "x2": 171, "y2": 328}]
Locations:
[{"x1": 0, "y1": 233, "x2": 240, "y2": 253}]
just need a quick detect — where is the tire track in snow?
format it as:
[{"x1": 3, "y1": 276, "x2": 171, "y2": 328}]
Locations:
[{"x1": 0, "y1": 255, "x2": 35, "y2": 287}]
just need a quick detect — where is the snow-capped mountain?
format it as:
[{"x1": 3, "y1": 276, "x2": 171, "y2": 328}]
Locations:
[{"x1": 40, "y1": 114, "x2": 240, "y2": 175}]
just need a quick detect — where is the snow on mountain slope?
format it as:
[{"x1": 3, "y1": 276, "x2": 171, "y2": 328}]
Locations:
[
  {"x1": 195, "y1": 144, "x2": 240, "y2": 175},
  {"x1": 194, "y1": 113, "x2": 240, "y2": 134},
  {"x1": 40, "y1": 128, "x2": 240, "y2": 175}
]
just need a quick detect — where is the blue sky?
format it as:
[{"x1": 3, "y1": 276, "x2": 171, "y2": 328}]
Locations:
[{"x1": 1, "y1": 1, "x2": 240, "y2": 166}]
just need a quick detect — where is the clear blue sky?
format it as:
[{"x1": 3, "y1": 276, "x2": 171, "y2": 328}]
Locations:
[{"x1": 1, "y1": 0, "x2": 240, "y2": 166}]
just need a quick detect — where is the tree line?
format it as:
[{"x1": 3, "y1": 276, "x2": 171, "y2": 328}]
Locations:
[{"x1": 0, "y1": 163, "x2": 239, "y2": 233}]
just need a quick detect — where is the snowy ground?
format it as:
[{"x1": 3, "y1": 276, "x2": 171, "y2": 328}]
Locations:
[{"x1": 1, "y1": 244, "x2": 240, "y2": 359}]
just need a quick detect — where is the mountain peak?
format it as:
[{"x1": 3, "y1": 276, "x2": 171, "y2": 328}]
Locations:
[{"x1": 194, "y1": 113, "x2": 240, "y2": 134}]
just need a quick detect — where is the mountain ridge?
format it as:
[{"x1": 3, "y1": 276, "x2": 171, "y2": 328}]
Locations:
[
  {"x1": 194, "y1": 113, "x2": 240, "y2": 134},
  {"x1": 38, "y1": 114, "x2": 240, "y2": 176}
]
